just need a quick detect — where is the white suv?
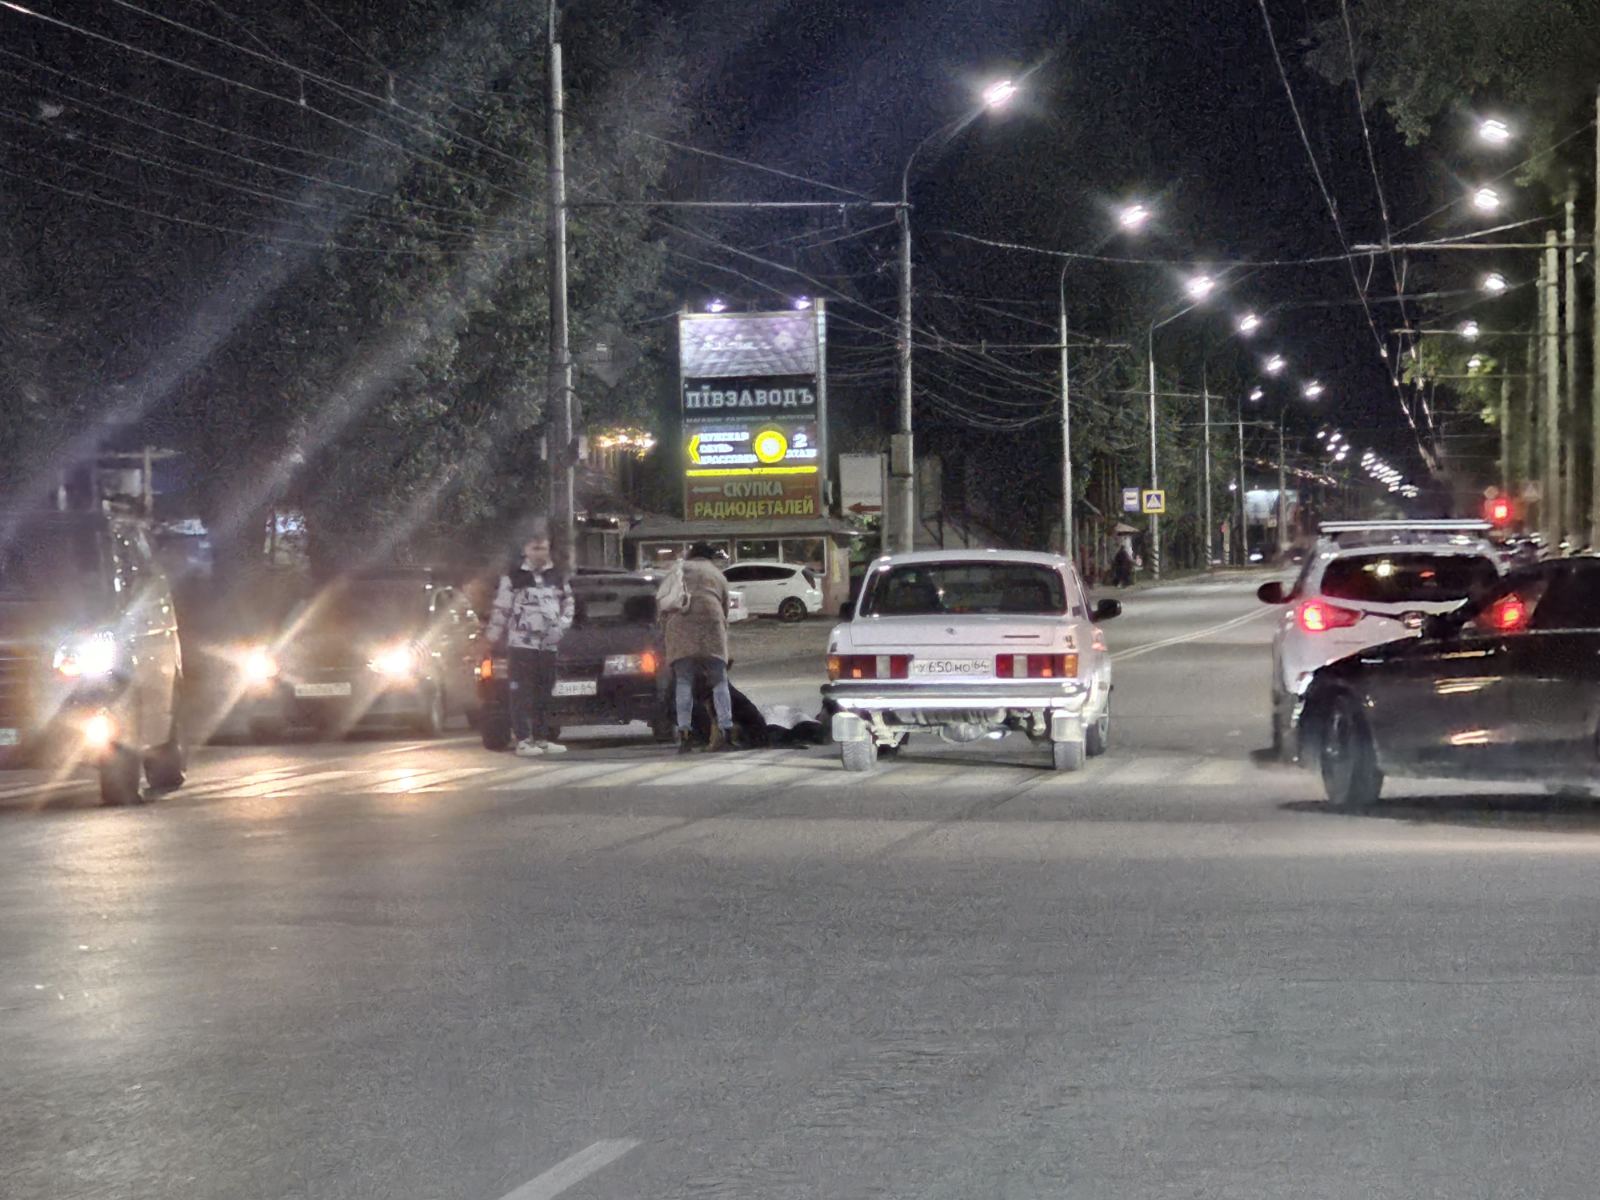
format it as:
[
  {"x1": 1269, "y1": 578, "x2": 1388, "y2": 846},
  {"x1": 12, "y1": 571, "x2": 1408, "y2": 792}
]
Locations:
[
  {"x1": 823, "y1": 550, "x2": 1120, "y2": 772},
  {"x1": 1258, "y1": 520, "x2": 1502, "y2": 755},
  {"x1": 723, "y1": 560, "x2": 823, "y2": 622}
]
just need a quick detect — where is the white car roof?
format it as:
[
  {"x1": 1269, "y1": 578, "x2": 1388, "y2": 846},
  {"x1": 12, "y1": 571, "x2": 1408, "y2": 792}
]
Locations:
[
  {"x1": 726, "y1": 559, "x2": 803, "y2": 569},
  {"x1": 867, "y1": 549, "x2": 1069, "y2": 569},
  {"x1": 1313, "y1": 537, "x2": 1496, "y2": 561}
]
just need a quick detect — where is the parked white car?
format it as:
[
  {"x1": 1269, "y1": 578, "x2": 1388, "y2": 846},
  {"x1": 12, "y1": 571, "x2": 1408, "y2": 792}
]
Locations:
[
  {"x1": 1257, "y1": 520, "x2": 1502, "y2": 756},
  {"x1": 822, "y1": 550, "x2": 1120, "y2": 772},
  {"x1": 722, "y1": 560, "x2": 823, "y2": 622},
  {"x1": 727, "y1": 588, "x2": 749, "y2": 623}
]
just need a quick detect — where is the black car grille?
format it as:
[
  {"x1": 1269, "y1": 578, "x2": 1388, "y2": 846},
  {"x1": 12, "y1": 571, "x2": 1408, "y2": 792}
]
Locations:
[{"x1": 0, "y1": 646, "x2": 47, "y2": 725}]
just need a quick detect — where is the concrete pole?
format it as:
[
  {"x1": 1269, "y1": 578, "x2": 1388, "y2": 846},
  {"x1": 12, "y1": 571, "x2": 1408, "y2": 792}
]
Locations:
[
  {"x1": 890, "y1": 200, "x2": 915, "y2": 555},
  {"x1": 546, "y1": 3, "x2": 575, "y2": 569},
  {"x1": 1523, "y1": 331, "x2": 1539, "y2": 512},
  {"x1": 1593, "y1": 84, "x2": 1600, "y2": 546},
  {"x1": 1237, "y1": 402, "x2": 1248, "y2": 565},
  {"x1": 1147, "y1": 329, "x2": 1161, "y2": 580},
  {"x1": 1564, "y1": 191, "x2": 1579, "y2": 541},
  {"x1": 1499, "y1": 372, "x2": 1512, "y2": 498},
  {"x1": 1058, "y1": 274, "x2": 1073, "y2": 563},
  {"x1": 1277, "y1": 414, "x2": 1288, "y2": 558},
  {"x1": 1543, "y1": 230, "x2": 1562, "y2": 543},
  {"x1": 1202, "y1": 363, "x2": 1213, "y2": 566}
]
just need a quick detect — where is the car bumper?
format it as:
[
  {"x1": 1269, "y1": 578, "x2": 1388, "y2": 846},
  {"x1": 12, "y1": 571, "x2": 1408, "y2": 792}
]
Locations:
[
  {"x1": 823, "y1": 679, "x2": 1093, "y2": 742},
  {"x1": 0, "y1": 697, "x2": 134, "y2": 770},
  {"x1": 238, "y1": 676, "x2": 437, "y2": 729},
  {"x1": 477, "y1": 675, "x2": 666, "y2": 726}
]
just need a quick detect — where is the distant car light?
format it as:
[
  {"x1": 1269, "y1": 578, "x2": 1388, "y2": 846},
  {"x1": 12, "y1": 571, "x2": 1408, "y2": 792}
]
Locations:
[
  {"x1": 1487, "y1": 594, "x2": 1529, "y2": 632},
  {"x1": 82, "y1": 711, "x2": 117, "y2": 750},
  {"x1": 369, "y1": 643, "x2": 420, "y2": 679},
  {"x1": 53, "y1": 631, "x2": 117, "y2": 679},
  {"x1": 241, "y1": 646, "x2": 279, "y2": 685}
]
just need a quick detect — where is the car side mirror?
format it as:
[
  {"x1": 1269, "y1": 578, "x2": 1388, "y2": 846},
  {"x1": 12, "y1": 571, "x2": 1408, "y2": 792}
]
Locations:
[
  {"x1": 838, "y1": 601, "x2": 854, "y2": 620},
  {"x1": 1092, "y1": 598, "x2": 1122, "y2": 623},
  {"x1": 1257, "y1": 581, "x2": 1289, "y2": 605}
]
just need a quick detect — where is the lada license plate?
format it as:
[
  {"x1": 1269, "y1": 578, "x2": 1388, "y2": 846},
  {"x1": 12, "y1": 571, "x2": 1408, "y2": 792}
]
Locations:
[
  {"x1": 294, "y1": 682, "x2": 353, "y2": 698},
  {"x1": 553, "y1": 680, "x2": 598, "y2": 697},
  {"x1": 910, "y1": 658, "x2": 989, "y2": 676}
]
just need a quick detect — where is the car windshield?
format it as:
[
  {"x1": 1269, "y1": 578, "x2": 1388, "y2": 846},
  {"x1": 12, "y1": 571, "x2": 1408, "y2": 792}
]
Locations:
[
  {"x1": 860, "y1": 562, "x2": 1066, "y2": 616},
  {"x1": 0, "y1": 522, "x2": 106, "y2": 600},
  {"x1": 303, "y1": 582, "x2": 427, "y2": 633},
  {"x1": 1320, "y1": 553, "x2": 1497, "y2": 605}
]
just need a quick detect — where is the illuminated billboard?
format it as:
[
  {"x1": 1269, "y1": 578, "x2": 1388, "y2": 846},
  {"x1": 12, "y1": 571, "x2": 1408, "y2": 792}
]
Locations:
[{"x1": 678, "y1": 306, "x2": 827, "y2": 522}]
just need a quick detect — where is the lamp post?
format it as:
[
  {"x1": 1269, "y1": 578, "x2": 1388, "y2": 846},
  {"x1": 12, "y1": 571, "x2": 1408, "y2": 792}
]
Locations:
[
  {"x1": 890, "y1": 79, "x2": 1018, "y2": 555},
  {"x1": 1143, "y1": 274, "x2": 1217, "y2": 580}
]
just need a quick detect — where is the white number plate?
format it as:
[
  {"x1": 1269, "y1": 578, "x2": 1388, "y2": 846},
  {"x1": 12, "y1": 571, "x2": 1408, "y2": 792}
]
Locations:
[
  {"x1": 553, "y1": 680, "x2": 598, "y2": 697},
  {"x1": 910, "y1": 658, "x2": 990, "y2": 676},
  {"x1": 0, "y1": 728, "x2": 19, "y2": 746},
  {"x1": 294, "y1": 682, "x2": 353, "y2": 698}
]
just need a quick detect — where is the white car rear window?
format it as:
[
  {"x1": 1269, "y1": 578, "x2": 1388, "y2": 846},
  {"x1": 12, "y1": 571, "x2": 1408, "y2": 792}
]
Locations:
[
  {"x1": 861, "y1": 563, "x2": 1066, "y2": 616},
  {"x1": 1320, "y1": 553, "x2": 1497, "y2": 605}
]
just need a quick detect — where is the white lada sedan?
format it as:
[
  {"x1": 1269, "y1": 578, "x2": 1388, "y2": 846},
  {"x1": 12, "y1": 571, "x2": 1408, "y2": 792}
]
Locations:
[{"x1": 822, "y1": 550, "x2": 1120, "y2": 772}]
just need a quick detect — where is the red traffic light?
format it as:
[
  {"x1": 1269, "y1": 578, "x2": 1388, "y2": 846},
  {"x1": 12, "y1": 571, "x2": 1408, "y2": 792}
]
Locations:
[{"x1": 1486, "y1": 496, "x2": 1513, "y2": 526}]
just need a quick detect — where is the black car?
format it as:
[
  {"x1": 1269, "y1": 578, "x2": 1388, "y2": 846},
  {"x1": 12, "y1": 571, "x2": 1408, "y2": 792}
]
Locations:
[
  {"x1": 1297, "y1": 557, "x2": 1600, "y2": 806},
  {"x1": 477, "y1": 573, "x2": 673, "y2": 749},
  {"x1": 0, "y1": 509, "x2": 187, "y2": 804},
  {"x1": 231, "y1": 568, "x2": 483, "y2": 740}
]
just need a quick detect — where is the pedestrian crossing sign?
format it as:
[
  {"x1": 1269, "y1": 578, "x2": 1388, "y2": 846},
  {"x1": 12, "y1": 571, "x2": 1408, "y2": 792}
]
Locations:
[{"x1": 1141, "y1": 489, "x2": 1166, "y2": 515}]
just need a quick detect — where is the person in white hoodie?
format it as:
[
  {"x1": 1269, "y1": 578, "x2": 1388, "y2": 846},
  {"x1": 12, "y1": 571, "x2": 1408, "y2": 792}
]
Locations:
[{"x1": 485, "y1": 521, "x2": 574, "y2": 757}]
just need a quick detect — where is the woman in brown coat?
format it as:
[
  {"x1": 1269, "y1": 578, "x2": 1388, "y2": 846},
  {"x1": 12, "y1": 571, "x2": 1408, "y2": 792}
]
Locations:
[{"x1": 664, "y1": 543, "x2": 733, "y2": 752}]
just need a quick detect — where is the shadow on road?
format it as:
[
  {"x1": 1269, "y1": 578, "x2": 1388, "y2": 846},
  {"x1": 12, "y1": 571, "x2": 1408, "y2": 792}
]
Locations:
[{"x1": 1283, "y1": 790, "x2": 1600, "y2": 833}]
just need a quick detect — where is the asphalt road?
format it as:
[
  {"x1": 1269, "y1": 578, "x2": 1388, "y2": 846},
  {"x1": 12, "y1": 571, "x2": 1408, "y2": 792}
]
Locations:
[{"x1": 8, "y1": 574, "x2": 1600, "y2": 1199}]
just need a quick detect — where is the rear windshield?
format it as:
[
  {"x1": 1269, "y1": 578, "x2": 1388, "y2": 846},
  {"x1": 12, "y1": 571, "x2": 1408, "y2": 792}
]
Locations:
[
  {"x1": 1320, "y1": 553, "x2": 1497, "y2": 605},
  {"x1": 0, "y1": 523, "x2": 106, "y2": 599},
  {"x1": 860, "y1": 563, "x2": 1066, "y2": 616},
  {"x1": 304, "y1": 583, "x2": 426, "y2": 632},
  {"x1": 574, "y1": 584, "x2": 655, "y2": 626}
]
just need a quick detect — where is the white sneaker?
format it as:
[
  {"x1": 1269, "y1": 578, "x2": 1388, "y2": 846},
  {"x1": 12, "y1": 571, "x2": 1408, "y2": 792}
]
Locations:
[
  {"x1": 536, "y1": 740, "x2": 567, "y2": 754},
  {"x1": 514, "y1": 739, "x2": 544, "y2": 758}
]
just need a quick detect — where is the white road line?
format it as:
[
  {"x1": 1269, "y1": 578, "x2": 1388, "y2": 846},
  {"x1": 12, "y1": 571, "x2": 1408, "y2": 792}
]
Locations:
[
  {"x1": 181, "y1": 765, "x2": 306, "y2": 798},
  {"x1": 643, "y1": 758, "x2": 764, "y2": 787},
  {"x1": 496, "y1": 1139, "x2": 640, "y2": 1200},
  {"x1": 223, "y1": 769, "x2": 358, "y2": 798},
  {"x1": 0, "y1": 777, "x2": 84, "y2": 800},
  {"x1": 490, "y1": 761, "x2": 643, "y2": 790},
  {"x1": 568, "y1": 761, "x2": 684, "y2": 789},
  {"x1": 1110, "y1": 607, "x2": 1269, "y2": 662},
  {"x1": 368, "y1": 766, "x2": 496, "y2": 794}
]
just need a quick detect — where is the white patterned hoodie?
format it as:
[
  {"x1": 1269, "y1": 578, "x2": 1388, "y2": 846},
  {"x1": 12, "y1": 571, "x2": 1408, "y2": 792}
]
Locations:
[{"x1": 486, "y1": 560, "x2": 574, "y2": 652}]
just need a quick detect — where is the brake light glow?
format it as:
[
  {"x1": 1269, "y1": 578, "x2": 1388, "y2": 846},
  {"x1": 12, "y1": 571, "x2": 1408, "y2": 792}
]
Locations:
[
  {"x1": 827, "y1": 654, "x2": 911, "y2": 681},
  {"x1": 1487, "y1": 594, "x2": 1529, "y2": 632},
  {"x1": 477, "y1": 657, "x2": 494, "y2": 680},
  {"x1": 640, "y1": 651, "x2": 658, "y2": 675},
  {"x1": 995, "y1": 653, "x2": 1079, "y2": 679},
  {"x1": 1297, "y1": 600, "x2": 1362, "y2": 633}
]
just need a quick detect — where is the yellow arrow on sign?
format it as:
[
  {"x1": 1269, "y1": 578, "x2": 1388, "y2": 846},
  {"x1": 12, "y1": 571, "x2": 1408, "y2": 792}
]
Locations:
[{"x1": 687, "y1": 433, "x2": 702, "y2": 465}]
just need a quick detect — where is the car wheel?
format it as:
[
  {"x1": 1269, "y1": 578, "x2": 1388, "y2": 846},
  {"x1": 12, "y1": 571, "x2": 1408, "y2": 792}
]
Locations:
[
  {"x1": 144, "y1": 707, "x2": 187, "y2": 791},
  {"x1": 841, "y1": 739, "x2": 876, "y2": 773},
  {"x1": 778, "y1": 597, "x2": 807, "y2": 623},
  {"x1": 1086, "y1": 693, "x2": 1110, "y2": 758},
  {"x1": 480, "y1": 711, "x2": 512, "y2": 751},
  {"x1": 1051, "y1": 739, "x2": 1086, "y2": 772},
  {"x1": 1319, "y1": 694, "x2": 1383, "y2": 808},
  {"x1": 415, "y1": 685, "x2": 445, "y2": 738},
  {"x1": 99, "y1": 747, "x2": 144, "y2": 806}
]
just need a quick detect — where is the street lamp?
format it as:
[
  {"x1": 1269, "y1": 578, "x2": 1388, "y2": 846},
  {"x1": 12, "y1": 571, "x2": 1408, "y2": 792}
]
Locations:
[
  {"x1": 892, "y1": 76, "x2": 1019, "y2": 554},
  {"x1": 1117, "y1": 202, "x2": 1152, "y2": 232},
  {"x1": 1303, "y1": 380, "x2": 1325, "y2": 399},
  {"x1": 1472, "y1": 185, "x2": 1502, "y2": 213},
  {"x1": 1467, "y1": 354, "x2": 1484, "y2": 372},
  {"x1": 706, "y1": 297, "x2": 728, "y2": 313},
  {"x1": 793, "y1": 295, "x2": 813, "y2": 310},
  {"x1": 1184, "y1": 273, "x2": 1217, "y2": 301},
  {"x1": 1459, "y1": 320, "x2": 1481, "y2": 340},
  {"x1": 1482, "y1": 272, "x2": 1509, "y2": 294},
  {"x1": 1477, "y1": 117, "x2": 1512, "y2": 146},
  {"x1": 1236, "y1": 312, "x2": 1262, "y2": 336},
  {"x1": 1249, "y1": 386, "x2": 1264, "y2": 402},
  {"x1": 1264, "y1": 354, "x2": 1287, "y2": 375}
]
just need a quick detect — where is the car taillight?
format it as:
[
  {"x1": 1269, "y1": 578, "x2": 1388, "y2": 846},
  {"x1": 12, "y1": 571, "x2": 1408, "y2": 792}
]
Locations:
[
  {"x1": 827, "y1": 654, "x2": 910, "y2": 681},
  {"x1": 1297, "y1": 600, "x2": 1362, "y2": 633},
  {"x1": 1486, "y1": 594, "x2": 1529, "y2": 632},
  {"x1": 995, "y1": 653, "x2": 1079, "y2": 679},
  {"x1": 477, "y1": 657, "x2": 494, "y2": 680},
  {"x1": 641, "y1": 651, "x2": 658, "y2": 675}
]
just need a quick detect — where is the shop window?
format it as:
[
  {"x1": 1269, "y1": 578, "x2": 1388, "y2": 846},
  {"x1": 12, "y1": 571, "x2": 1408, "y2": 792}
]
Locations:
[{"x1": 735, "y1": 539, "x2": 779, "y2": 562}]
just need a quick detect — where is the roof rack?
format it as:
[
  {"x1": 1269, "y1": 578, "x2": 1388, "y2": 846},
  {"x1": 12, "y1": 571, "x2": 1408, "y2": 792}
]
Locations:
[{"x1": 1319, "y1": 520, "x2": 1490, "y2": 534}]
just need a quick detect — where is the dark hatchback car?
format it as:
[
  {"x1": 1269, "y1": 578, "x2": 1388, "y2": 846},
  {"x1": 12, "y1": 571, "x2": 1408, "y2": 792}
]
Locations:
[
  {"x1": 1297, "y1": 556, "x2": 1600, "y2": 806},
  {"x1": 233, "y1": 568, "x2": 483, "y2": 739},
  {"x1": 477, "y1": 573, "x2": 672, "y2": 749},
  {"x1": 0, "y1": 509, "x2": 186, "y2": 804}
]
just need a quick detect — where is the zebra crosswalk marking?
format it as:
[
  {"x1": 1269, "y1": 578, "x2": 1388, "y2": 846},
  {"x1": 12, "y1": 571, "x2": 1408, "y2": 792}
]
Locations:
[
  {"x1": 225, "y1": 769, "x2": 358, "y2": 797},
  {"x1": 369, "y1": 766, "x2": 497, "y2": 794}
]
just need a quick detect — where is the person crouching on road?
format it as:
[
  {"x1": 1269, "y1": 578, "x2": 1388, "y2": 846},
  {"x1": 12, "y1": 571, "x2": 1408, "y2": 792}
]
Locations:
[
  {"x1": 665, "y1": 542, "x2": 735, "y2": 754},
  {"x1": 486, "y1": 521, "x2": 574, "y2": 758}
]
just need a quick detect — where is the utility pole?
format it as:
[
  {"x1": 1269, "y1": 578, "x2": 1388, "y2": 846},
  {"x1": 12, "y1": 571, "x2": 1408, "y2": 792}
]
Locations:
[
  {"x1": 1564, "y1": 189, "x2": 1579, "y2": 540},
  {"x1": 1146, "y1": 333, "x2": 1161, "y2": 580},
  {"x1": 1237, "y1": 402, "x2": 1247, "y2": 565},
  {"x1": 1058, "y1": 271, "x2": 1073, "y2": 564},
  {"x1": 890, "y1": 198, "x2": 915, "y2": 556},
  {"x1": 1499, "y1": 372, "x2": 1512, "y2": 498},
  {"x1": 1201, "y1": 363, "x2": 1213, "y2": 567},
  {"x1": 1593, "y1": 83, "x2": 1600, "y2": 547},
  {"x1": 546, "y1": 2, "x2": 575, "y2": 569},
  {"x1": 1276, "y1": 414, "x2": 1288, "y2": 557},
  {"x1": 1524, "y1": 330, "x2": 1539, "y2": 516},
  {"x1": 1543, "y1": 230, "x2": 1561, "y2": 543}
]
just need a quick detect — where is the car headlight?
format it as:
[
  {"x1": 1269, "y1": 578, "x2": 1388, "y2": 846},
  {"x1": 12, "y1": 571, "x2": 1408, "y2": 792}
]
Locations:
[
  {"x1": 53, "y1": 631, "x2": 118, "y2": 679},
  {"x1": 241, "y1": 646, "x2": 280, "y2": 685},
  {"x1": 603, "y1": 652, "x2": 657, "y2": 676},
  {"x1": 369, "y1": 643, "x2": 420, "y2": 679}
]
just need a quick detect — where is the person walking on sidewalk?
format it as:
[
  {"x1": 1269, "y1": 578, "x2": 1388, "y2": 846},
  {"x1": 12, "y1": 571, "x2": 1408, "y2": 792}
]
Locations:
[
  {"x1": 486, "y1": 521, "x2": 574, "y2": 758},
  {"x1": 663, "y1": 542, "x2": 735, "y2": 753}
]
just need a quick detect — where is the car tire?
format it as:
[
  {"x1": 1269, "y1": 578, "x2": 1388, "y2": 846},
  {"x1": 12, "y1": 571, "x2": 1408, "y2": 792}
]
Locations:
[
  {"x1": 480, "y1": 712, "x2": 512, "y2": 751},
  {"x1": 1085, "y1": 695, "x2": 1110, "y2": 758},
  {"x1": 1319, "y1": 694, "x2": 1383, "y2": 808},
  {"x1": 99, "y1": 747, "x2": 144, "y2": 806},
  {"x1": 415, "y1": 685, "x2": 446, "y2": 738},
  {"x1": 778, "y1": 597, "x2": 807, "y2": 623},
  {"x1": 841, "y1": 739, "x2": 876, "y2": 773},
  {"x1": 1051, "y1": 739, "x2": 1086, "y2": 773},
  {"x1": 144, "y1": 710, "x2": 187, "y2": 792}
]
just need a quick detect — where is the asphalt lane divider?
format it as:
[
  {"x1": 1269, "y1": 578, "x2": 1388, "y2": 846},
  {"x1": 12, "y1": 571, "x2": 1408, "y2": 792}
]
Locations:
[
  {"x1": 1110, "y1": 606, "x2": 1270, "y2": 663},
  {"x1": 496, "y1": 1139, "x2": 640, "y2": 1200}
]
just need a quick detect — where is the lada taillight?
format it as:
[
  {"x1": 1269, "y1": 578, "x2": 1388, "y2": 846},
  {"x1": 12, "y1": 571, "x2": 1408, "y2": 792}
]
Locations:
[
  {"x1": 827, "y1": 654, "x2": 911, "y2": 681},
  {"x1": 994, "y1": 653, "x2": 1079, "y2": 679}
]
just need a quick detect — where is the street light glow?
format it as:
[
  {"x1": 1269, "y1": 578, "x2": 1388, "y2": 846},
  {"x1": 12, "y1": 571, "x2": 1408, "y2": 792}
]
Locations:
[
  {"x1": 1184, "y1": 273, "x2": 1217, "y2": 301},
  {"x1": 1459, "y1": 320, "x2": 1480, "y2": 340},
  {"x1": 1264, "y1": 354, "x2": 1286, "y2": 375},
  {"x1": 1482, "y1": 272, "x2": 1508, "y2": 294},
  {"x1": 1249, "y1": 386, "x2": 1264, "y2": 402},
  {"x1": 1478, "y1": 118, "x2": 1512, "y2": 146},
  {"x1": 1467, "y1": 354, "x2": 1484, "y2": 371},
  {"x1": 1236, "y1": 312, "x2": 1261, "y2": 336},
  {"x1": 980, "y1": 79, "x2": 1019, "y2": 109},
  {"x1": 1472, "y1": 185, "x2": 1502, "y2": 213},
  {"x1": 793, "y1": 296, "x2": 813, "y2": 310},
  {"x1": 1303, "y1": 380, "x2": 1325, "y2": 399},
  {"x1": 1117, "y1": 203, "x2": 1152, "y2": 231},
  {"x1": 706, "y1": 298, "x2": 728, "y2": 313}
]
